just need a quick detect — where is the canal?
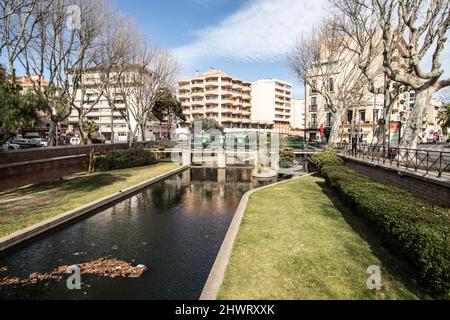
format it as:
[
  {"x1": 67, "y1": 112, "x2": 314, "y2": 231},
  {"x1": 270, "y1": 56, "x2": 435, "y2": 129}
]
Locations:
[{"x1": 0, "y1": 167, "x2": 279, "y2": 299}]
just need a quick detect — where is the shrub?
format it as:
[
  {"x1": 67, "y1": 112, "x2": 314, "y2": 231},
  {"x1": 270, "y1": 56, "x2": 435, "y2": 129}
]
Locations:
[
  {"x1": 279, "y1": 148, "x2": 295, "y2": 168},
  {"x1": 311, "y1": 151, "x2": 343, "y2": 170},
  {"x1": 312, "y1": 153, "x2": 450, "y2": 296},
  {"x1": 141, "y1": 140, "x2": 178, "y2": 150},
  {"x1": 94, "y1": 147, "x2": 158, "y2": 171}
]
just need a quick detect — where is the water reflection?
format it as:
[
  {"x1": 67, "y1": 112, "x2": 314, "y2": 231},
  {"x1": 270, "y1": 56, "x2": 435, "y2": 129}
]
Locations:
[{"x1": 0, "y1": 167, "x2": 275, "y2": 300}]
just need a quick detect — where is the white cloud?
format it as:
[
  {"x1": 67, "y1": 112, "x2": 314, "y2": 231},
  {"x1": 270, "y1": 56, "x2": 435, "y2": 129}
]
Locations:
[{"x1": 174, "y1": 0, "x2": 327, "y2": 67}]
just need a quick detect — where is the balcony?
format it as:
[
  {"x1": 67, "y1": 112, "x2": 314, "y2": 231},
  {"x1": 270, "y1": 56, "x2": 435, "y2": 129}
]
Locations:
[
  {"x1": 191, "y1": 109, "x2": 205, "y2": 115},
  {"x1": 191, "y1": 91, "x2": 204, "y2": 98},
  {"x1": 191, "y1": 82, "x2": 204, "y2": 89},
  {"x1": 191, "y1": 100, "x2": 204, "y2": 106},
  {"x1": 204, "y1": 90, "x2": 220, "y2": 96}
]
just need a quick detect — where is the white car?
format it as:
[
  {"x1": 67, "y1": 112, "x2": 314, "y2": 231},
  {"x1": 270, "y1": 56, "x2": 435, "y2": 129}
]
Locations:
[
  {"x1": 1, "y1": 142, "x2": 21, "y2": 150},
  {"x1": 31, "y1": 138, "x2": 48, "y2": 147}
]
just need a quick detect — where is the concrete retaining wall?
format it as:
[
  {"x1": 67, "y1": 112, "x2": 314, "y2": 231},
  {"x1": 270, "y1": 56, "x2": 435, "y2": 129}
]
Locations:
[
  {"x1": 0, "y1": 155, "x2": 89, "y2": 191},
  {"x1": 0, "y1": 143, "x2": 132, "y2": 165}
]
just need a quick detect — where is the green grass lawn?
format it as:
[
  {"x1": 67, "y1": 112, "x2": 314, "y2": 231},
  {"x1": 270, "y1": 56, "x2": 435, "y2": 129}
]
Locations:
[
  {"x1": 218, "y1": 175, "x2": 420, "y2": 300},
  {"x1": 0, "y1": 162, "x2": 179, "y2": 238}
]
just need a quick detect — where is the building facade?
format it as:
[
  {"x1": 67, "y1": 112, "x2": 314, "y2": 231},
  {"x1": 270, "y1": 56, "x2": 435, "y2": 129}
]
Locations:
[
  {"x1": 178, "y1": 68, "x2": 273, "y2": 133},
  {"x1": 251, "y1": 79, "x2": 293, "y2": 134},
  {"x1": 290, "y1": 99, "x2": 306, "y2": 133},
  {"x1": 69, "y1": 68, "x2": 173, "y2": 143}
]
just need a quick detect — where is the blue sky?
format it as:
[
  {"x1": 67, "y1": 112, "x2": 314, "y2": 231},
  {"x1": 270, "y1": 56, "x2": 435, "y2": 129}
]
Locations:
[{"x1": 115, "y1": 0, "x2": 330, "y2": 99}]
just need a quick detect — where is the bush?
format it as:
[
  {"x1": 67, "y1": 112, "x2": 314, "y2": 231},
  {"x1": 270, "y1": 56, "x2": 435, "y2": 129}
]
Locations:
[
  {"x1": 279, "y1": 148, "x2": 295, "y2": 168},
  {"x1": 94, "y1": 147, "x2": 158, "y2": 171},
  {"x1": 312, "y1": 153, "x2": 450, "y2": 296},
  {"x1": 141, "y1": 140, "x2": 178, "y2": 150},
  {"x1": 311, "y1": 151, "x2": 343, "y2": 169}
]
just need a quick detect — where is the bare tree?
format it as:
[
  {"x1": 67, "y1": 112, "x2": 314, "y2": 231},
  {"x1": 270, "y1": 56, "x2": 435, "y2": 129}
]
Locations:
[
  {"x1": 371, "y1": 0, "x2": 450, "y2": 148},
  {"x1": 0, "y1": 0, "x2": 38, "y2": 78},
  {"x1": 288, "y1": 20, "x2": 369, "y2": 145},
  {"x1": 330, "y1": 0, "x2": 404, "y2": 145},
  {"x1": 15, "y1": 0, "x2": 111, "y2": 145},
  {"x1": 99, "y1": 22, "x2": 179, "y2": 146}
]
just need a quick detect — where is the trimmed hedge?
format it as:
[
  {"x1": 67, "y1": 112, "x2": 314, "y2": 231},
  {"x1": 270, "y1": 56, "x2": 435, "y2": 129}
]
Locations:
[
  {"x1": 94, "y1": 147, "x2": 158, "y2": 171},
  {"x1": 312, "y1": 152, "x2": 450, "y2": 296}
]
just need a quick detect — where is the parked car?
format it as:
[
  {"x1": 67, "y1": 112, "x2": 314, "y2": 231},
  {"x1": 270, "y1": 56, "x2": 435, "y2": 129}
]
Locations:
[
  {"x1": 10, "y1": 139, "x2": 41, "y2": 149},
  {"x1": 31, "y1": 138, "x2": 48, "y2": 147},
  {"x1": 1, "y1": 142, "x2": 21, "y2": 150}
]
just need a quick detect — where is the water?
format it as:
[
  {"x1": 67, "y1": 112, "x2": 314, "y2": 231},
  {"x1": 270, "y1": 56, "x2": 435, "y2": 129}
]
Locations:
[{"x1": 0, "y1": 167, "x2": 278, "y2": 300}]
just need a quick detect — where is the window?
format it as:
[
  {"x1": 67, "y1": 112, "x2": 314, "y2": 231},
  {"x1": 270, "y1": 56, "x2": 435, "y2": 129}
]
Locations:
[
  {"x1": 373, "y1": 109, "x2": 379, "y2": 123},
  {"x1": 311, "y1": 96, "x2": 317, "y2": 106},
  {"x1": 328, "y1": 78, "x2": 334, "y2": 92},
  {"x1": 311, "y1": 80, "x2": 317, "y2": 94},
  {"x1": 311, "y1": 114, "x2": 318, "y2": 127},
  {"x1": 326, "y1": 112, "x2": 332, "y2": 127},
  {"x1": 347, "y1": 110, "x2": 353, "y2": 124},
  {"x1": 359, "y1": 110, "x2": 366, "y2": 123}
]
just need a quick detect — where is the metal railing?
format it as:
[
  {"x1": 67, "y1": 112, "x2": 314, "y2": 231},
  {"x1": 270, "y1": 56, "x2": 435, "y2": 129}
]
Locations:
[{"x1": 332, "y1": 143, "x2": 450, "y2": 178}]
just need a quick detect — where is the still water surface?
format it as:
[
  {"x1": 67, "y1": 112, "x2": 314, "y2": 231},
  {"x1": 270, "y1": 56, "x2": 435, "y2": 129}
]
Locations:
[{"x1": 0, "y1": 167, "x2": 275, "y2": 299}]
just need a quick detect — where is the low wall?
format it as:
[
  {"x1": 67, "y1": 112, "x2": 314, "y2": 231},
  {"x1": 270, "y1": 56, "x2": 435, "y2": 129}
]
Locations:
[
  {"x1": 0, "y1": 143, "x2": 134, "y2": 165},
  {"x1": 0, "y1": 155, "x2": 89, "y2": 191},
  {"x1": 0, "y1": 143, "x2": 160, "y2": 191},
  {"x1": 342, "y1": 156, "x2": 450, "y2": 207}
]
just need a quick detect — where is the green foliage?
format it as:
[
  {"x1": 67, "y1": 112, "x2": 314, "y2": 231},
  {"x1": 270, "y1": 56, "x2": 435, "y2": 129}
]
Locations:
[
  {"x1": 0, "y1": 76, "x2": 41, "y2": 144},
  {"x1": 152, "y1": 88, "x2": 186, "y2": 122},
  {"x1": 189, "y1": 117, "x2": 224, "y2": 133},
  {"x1": 438, "y1": 103, "x2": 450, "y2": 133},
  {"x1": 311, "y1": 151, "x2": 344, "y2": 169},
  {"x1": 94, "y1": 147, "x2": 158, "y2": 171},
  {"x1": 280, "y1": 135, "x2": 305, "y2": 149},
  {"x1": 279, "y1": 148, "x2": 294, "y2": 168},
  {"x1": 142, "y1": 140, "x2": 178, "y2": 150},
  {"x1": 83, "y1": 120, "x2": 100, "y2": 144},
  {"x1": 312, "y1": 153, "x2": 450, "y2": 296}
]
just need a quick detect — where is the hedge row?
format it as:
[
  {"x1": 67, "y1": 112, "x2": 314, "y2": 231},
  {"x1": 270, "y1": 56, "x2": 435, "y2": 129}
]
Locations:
[
  {"x1": 311, "y1": 152, "x2": 450, "y2": 296},
  {"x1": 94, "y1": 147, "x2": 158, "y2": 171}
]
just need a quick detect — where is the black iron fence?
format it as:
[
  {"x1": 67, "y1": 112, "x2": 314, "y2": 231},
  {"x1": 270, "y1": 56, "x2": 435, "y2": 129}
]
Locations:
[{"x1": 332, "y1": 143, "x2": 450, "y2": 178}]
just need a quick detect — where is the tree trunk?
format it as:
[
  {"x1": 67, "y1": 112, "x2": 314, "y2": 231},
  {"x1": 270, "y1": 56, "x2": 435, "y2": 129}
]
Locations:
[
  {"x1": 375, "y1": 119, "x2": 385, "y2": 146},
  {"x1": 140, "y1": 123, "x2": 146, "y2": 142},
  {"x1": 110, "y1": 109, "x2": 114, "y2": 143},
  {"x1": 48, "y1": 120, "x2": 57, "y2": 147},
  {"x1": 78, "y1": 111, "x2": 86, "y2": 145},
  {"x1": 327, "y1": 112, "x2": 342, "y2": 147},
  {"x1": 399, "y1": 87, "x2": 435, "y2": 149},
  {"x1": 127, "y1": 122, "x2": 135, "y2": 147}
]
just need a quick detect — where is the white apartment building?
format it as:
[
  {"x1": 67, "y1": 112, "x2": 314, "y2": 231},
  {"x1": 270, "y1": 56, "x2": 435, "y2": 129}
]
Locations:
[
  {"x1": 251, "y1": 79, "x2": 293, "y2": 134},
  {"x1": 69, "y1": 67, "x2": 171, "y2": 143},
  {"x1": 178, "y1": 68, "x2": 273, "y2": 133},
  {"x1": 290, "y1": 99, "x2": 306, "y2": 131}
]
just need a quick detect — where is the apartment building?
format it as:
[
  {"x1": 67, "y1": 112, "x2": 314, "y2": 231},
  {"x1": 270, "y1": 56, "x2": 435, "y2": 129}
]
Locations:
[
  {"x1": 13, "y1": 75, "x2": 65, "y2": 141},
  {"x1": 419, "y1": 99, "x2": 445, "y2": 143},
  {"x1": 69, "y1": 67, "x2": 171, "y2": 143},
  {"x1": 290, "y1": 99, "x2": 306, "y2": 132},
  {"x1": 178, "y1": 68, "x2": 273, "y2": 133},
  {"x1": 304, "y1": 35, "x2": 447, "y2": 145},
  {"x1": 306, "y1": 78, "x2": 445, "y2": 144},
  {"x1": 251, "y1": 79, "x2": 293, "y2": 134}
]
